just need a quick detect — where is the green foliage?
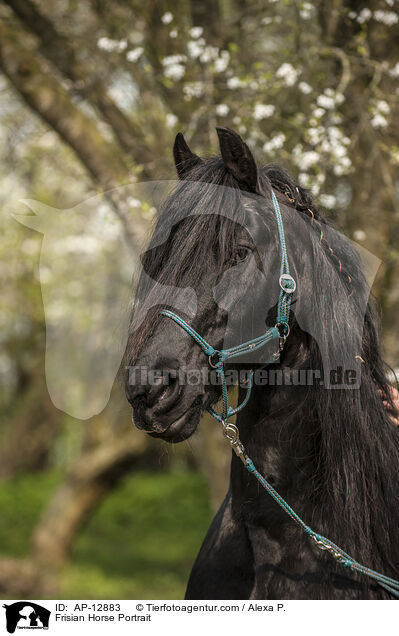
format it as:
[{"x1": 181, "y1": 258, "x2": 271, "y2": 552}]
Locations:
[
  {"x1": 0, "y1": 470, "x2": 61, "y2": 556},
  {"x1": 0, "y1": 469, "x2": 212, "y2": 598}
]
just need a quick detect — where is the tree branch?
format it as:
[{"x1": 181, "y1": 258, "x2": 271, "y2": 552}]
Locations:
[
  {"x1": 0, "y1": 19, "x2": 148, "y2": 248},
  {"x1": 3, "y1": 0, "x2": 153, "y2": 167},
  {"x1": 0, "y1": 19, "x2": 128, "y2": 188}
]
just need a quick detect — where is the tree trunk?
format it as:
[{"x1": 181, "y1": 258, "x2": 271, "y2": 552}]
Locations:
[
  {"x1": 31, "y1": 430, "x2": 157, "y2": 566},
  {"x1": 0, "y1": 374, "x2": 61, "y2": 480}
]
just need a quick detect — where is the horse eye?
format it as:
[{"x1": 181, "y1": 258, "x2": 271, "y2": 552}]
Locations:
[{"x1": 232, "y1": 246, "x2": 252, "y2": 264}]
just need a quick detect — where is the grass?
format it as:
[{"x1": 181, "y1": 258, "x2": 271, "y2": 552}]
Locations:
[{"x1": 0, "y1": 469, "x2": 213, "y2": 599}]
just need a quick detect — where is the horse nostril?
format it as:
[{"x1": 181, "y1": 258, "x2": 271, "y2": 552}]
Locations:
[
  {"x1": 149, "y1": 372, "x2": 181, "y2": 414},
  {"x1": 126, "y1": 362, "x2": 182, "y2": 415},
  {"x1": 125, "y1": 382, "x2": 145, "y2": 408}
]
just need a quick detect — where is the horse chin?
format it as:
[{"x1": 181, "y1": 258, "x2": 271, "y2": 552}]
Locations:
[{"x1": 149, "y1": 399, "x2": 203, "y2": 443}]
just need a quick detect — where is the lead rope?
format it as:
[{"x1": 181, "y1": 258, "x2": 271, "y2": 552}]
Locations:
[{"x1": 159, "y1": 189, "x2": 399, "y2": 599}]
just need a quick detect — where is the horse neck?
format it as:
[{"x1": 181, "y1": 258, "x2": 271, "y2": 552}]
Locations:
[
  {"x1": 231, "y1": 356, "x2": 399, "y2": 572},
  {"x1": 235, "y1": 376, "x2": 316, "y2": 499}
]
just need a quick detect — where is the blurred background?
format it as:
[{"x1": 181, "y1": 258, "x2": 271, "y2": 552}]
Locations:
[{"x1": 0, "y1": 0, "x2": 398, "y2": 599}]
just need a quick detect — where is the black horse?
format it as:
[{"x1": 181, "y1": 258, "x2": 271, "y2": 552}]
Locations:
[{"x1": 125, "y1": 127, "x2": 399, "y2": 599}]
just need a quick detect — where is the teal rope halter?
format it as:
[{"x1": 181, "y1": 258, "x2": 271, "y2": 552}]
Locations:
[
  {"x1": 161, "y1": 191, "x2": 295, "y2": 423},
  {"x1": 160, "y1": 189, "x2": 399, "y2": 599}
]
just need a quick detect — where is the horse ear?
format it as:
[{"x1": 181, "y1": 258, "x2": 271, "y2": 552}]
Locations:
[
  {"x1": 216, "y1": 126, "x2": 258, "y2": 193},
  {"x1": 173, "y1": 132, "x2": 203, "y2": 179}
]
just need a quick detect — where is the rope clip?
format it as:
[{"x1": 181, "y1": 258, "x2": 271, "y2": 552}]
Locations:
[
  {"x1": 222, "y1": 421, "x2": 249, "y2": 465},
  {"x1": 312, "y1": 535, "x2": 349, "y2": 564}
]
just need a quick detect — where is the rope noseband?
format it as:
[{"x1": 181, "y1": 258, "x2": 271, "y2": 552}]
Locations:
[{"x1": 159, "y1": 189, "x2": 399, "y2": 599}]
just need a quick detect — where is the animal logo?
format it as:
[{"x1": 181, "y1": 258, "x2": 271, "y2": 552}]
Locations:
[{"x1": 3, "y1": 602, "x2": 50, "y2": 633}]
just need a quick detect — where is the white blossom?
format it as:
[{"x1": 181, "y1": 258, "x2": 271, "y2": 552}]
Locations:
[
  {"x1": 298, "y1": 172, "x2": 312, "y2": 188},
  {"x1": 253, "y1": 104, "x2": 275, "y2": 120},
  {"x1": 97, "y1": 37, "x2": 127, "y2": 52},
  {"x1": 374, "y1": 10, "x2": 398, "y2": 25},
  {"x1": 353, "y1": 229, "x2": 366, "y2": 241},
  {"x1": 187, "y1": 38, "x2": 205, "y2": 59},
  {"x1": 126, "y1": 47, "x2": 143, "y2": 62},
  {"x1": 306, "y1": 127, "x2": 323, "y2": 144},
  {"x1": 331, "y1": 113, "x2": 343, "y2": 124},
  {"x1": 331, "y1": 144, "x2": 347, "y2": 159},
  {"x1": 183, "y1": 82, "x2": 204, "y2": 98},
  {"x1": 317, "y1": 94, "x2": 335, "y2": 109},
  {"x1": 301, "y1": 151, "x2": 320, "y2": 170},
  {"x1": 276, "y1": 63, "x2": 299, "y2": 86},
  {"x1": 161, "y1": 12, "x2": 173, "y2": 24},
  {"x1": 169, "y1": 30, "x2": 178, "y2": 38},
  {"x1": 164, "y1": 64, "x2": 185, "y2": 80},
  {"x1": 227, "y1": 76, "x2": 246, "y2": 89},
  {"x1": 389, "y1": 62, "x2": 399, "y2": 78},
  {"x1": 356, "y1": 8, "x2": 372, "y2": 23},
  {"x1": 262, "y1": 133, "x2": 286, "y2": 153},
  {"x1": 216, "y1": 104, "x2": 229, "y2": 116},
  {"x1": 200, "y1": 46, "x2": 219, "y2": 64},
  {"x1": 328, "y1": 126, "x2": 347, "y2": 142},
  {"x1": 376, "y1": 100, "x2": 390, "y2": 115},
  {"x1": 313, "y1": 107, "x2": 325, "y2": 118},
  {"x1": 371, "y1": 113, "x2": 388, "y2": 129},
  {"x1": 320, "y1": 139, "x2": 332, "y2": 152},
  {"x1": 333, "y1": 157, "x2": 352, "y2": 175},
  {"x1": 320, "y1": 194, "x2": 336, "y2": 209},
  {"x1": 300, "y1": 2, "x2": 314, "y2": 19},
  {"x1": 296, "y1": 123, "x2": 352, "y2": 178},
  {"x1": 189, "y1": 27, "x2": 204, "y2": 39},
  {"x1": 166, "y1": 113, "x2": 178, "y2": 128},
  {"x1": 292, "y1": 143, "x2": 303, "y2": 157},
  {"x1": 214, "y1": 51, "x2": 230, "y2": 73},
  {"x1": 162, "y1": 54, "x2": 187, "y2": 66},
  {"x1": 299, "y1": 81, "x2": 312, "y2": 94},
  {"x1": 162, "y1": 55, "x2": 187, "y2": 81}
]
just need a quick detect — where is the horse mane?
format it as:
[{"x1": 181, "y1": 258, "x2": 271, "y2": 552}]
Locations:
[{"x1": 259, "y1": 164, "x2": 399, "y2": 577}]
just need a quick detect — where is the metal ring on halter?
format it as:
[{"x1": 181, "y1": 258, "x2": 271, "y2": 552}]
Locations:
[
  {"x1": 279, "y1": 273, "x2": 296, "y2": 293},
  {"x1": 223, "y1": 422, "x2": 239, "y2": 444},
  {"x1": 275, "y1": 321, "x2": 290, "y2": 339},
  {"x1": 208, "y1": 352, "x2": 222, "y2": 369}
]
